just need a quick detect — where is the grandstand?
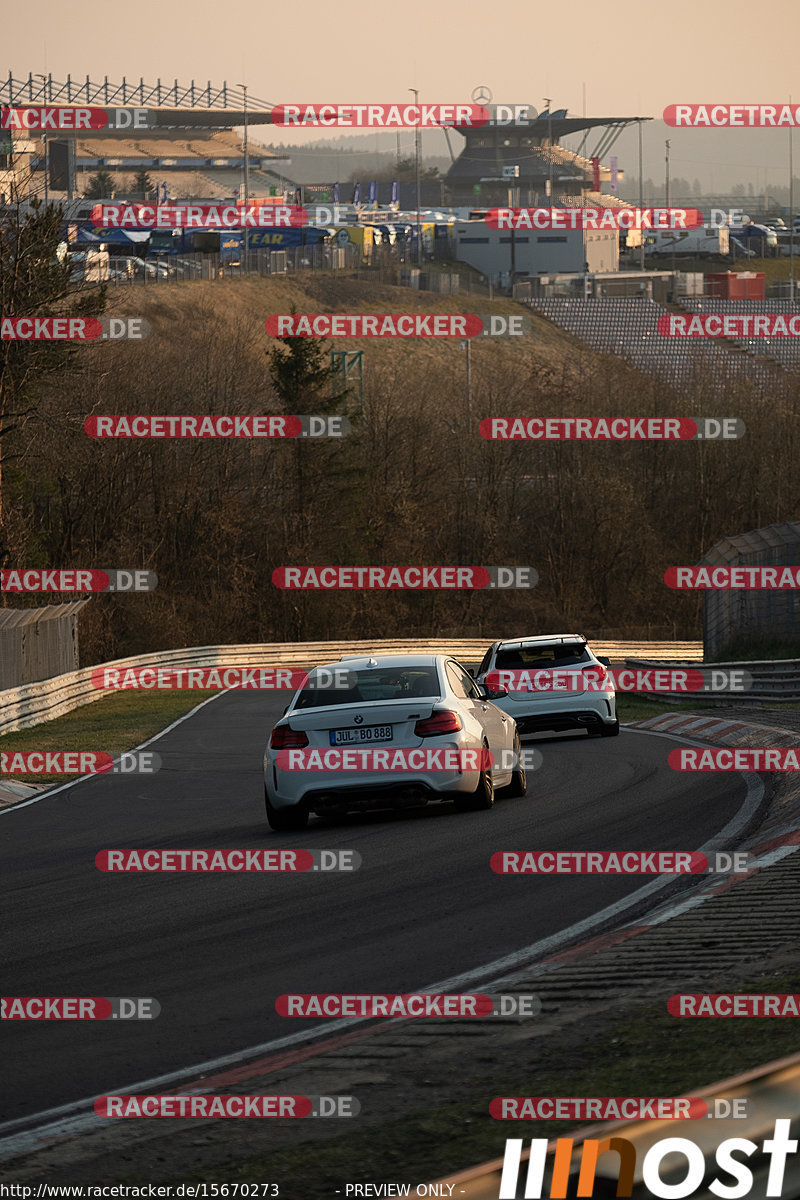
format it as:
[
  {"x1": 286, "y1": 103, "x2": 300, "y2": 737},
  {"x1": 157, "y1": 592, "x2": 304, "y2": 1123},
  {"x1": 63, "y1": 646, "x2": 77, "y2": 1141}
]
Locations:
[
  {"x1": 1, "y1": 75, "x2": 294, "y2": 202},
  {"x1": 31, "y1": 129, "x2": 294, "y2": 201},
  {"x1": 530, "y1": 298, "x2": 780, "y2": 389},
  {"x1": 445, "y1": 106, "x2": 645, "y2": 206},
  {"x1": 678, "y1": 298, "x2": 800, "y2": 374}
]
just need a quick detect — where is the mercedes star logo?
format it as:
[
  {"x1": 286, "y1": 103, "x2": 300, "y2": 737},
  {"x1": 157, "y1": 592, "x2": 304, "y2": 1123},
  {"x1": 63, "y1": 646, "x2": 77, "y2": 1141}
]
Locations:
[{"x1": 472, "y1": 86, "x2": 493, "y2": 105}]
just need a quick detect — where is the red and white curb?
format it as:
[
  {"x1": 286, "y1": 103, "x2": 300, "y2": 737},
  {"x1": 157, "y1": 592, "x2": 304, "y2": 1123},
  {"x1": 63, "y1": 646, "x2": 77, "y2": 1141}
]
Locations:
[
  {"x1": 629, "y1": 712, "x2": 799, "y2": 745},
  {"x1": 618, "y1": 711, "x2": 800, "y2": 928}
]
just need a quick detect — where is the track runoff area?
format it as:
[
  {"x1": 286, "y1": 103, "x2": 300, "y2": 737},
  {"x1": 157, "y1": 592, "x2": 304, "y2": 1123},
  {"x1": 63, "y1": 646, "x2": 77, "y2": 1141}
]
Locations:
[{"x1": 1, "y1": 91, "x2": 797, "y2": 1198}]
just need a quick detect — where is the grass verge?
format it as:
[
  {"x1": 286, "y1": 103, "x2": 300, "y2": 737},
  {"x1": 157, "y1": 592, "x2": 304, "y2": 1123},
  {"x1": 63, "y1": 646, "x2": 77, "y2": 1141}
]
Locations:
[
  {"x1": 0, "y1": 690, "x2": 217, "y2": 784},
  {"x1": 616, "y1": 695, "x2": 717, "y2": 722}
]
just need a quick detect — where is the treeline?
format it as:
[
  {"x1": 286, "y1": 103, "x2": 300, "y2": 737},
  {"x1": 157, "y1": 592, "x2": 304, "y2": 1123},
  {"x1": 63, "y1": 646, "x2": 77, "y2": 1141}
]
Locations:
[{"x1": 4, "y1": 275, "x2": 800, "y2": 666}]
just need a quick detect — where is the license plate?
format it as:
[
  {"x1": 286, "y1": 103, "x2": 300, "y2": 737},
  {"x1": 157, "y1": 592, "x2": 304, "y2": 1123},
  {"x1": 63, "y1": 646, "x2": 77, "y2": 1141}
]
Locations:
[{"x1": 330, "y1": 725, "x2": 393, "y2": 746}]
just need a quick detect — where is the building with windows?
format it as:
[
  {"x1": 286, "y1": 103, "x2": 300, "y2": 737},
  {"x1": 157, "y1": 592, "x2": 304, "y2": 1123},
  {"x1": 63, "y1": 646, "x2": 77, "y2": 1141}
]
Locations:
[{"x1": 454, "y1": 219, "x2": 618, "y2": 281}]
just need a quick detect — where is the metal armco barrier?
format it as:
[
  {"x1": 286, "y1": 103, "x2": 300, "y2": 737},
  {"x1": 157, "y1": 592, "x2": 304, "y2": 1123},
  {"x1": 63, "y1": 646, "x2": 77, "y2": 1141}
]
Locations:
[
  {"x1": 626, "y1": 656, "x2": 800, "y2": 703},
  {"x1": 432, "y1": 1051, "x2": 800, "y2": 1198},
  {"x1": 0, "y1": 639, "x2": 703, "y2": 736}
]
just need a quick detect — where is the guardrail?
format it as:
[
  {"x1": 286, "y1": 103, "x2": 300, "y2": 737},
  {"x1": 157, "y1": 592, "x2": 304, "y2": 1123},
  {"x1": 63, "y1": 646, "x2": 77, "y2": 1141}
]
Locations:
[
  {"x1": 0, "y1": 639, "x2": 702, "y2": 736},
  {"x1": 432, "y1": 1050, "x2": 800, "y2": 1198},
  {"x1": 625, "y1": 656, "x2": 800, "y2": 703}
]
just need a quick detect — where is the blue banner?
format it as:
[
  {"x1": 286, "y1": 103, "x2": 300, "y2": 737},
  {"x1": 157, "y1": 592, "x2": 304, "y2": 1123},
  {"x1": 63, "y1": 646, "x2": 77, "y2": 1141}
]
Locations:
[
  {"x1": 247, "y1": 228, "x2": 329, "y2": 249},
  {"x1": 220, "y1": 231, "x2": 243, "y2": 263},
  {"x1": 353, "y1": 181, "x2": 361, "y2": 208}
]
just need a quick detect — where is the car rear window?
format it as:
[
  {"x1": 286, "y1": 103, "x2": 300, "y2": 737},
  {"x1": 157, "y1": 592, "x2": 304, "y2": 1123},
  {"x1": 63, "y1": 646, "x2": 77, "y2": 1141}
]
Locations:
[
  {"x1": 294, "y1": 666, "x2": 442, "y2": 708},
  {"x1": 494, "y1": 643, "x2": 591, "y2": 669}
]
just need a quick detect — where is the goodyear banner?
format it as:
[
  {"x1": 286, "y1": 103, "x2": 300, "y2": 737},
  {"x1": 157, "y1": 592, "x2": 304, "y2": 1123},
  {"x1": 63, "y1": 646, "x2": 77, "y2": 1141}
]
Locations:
[{"x1": 248, "y1": 228, "x2": 329, "y2": 249}]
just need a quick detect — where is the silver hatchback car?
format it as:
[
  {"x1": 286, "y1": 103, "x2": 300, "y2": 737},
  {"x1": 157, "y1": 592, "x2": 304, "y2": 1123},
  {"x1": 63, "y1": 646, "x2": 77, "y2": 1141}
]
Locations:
[{"x1": 475, "y1": 634, "x2": 619, "y2": 739}]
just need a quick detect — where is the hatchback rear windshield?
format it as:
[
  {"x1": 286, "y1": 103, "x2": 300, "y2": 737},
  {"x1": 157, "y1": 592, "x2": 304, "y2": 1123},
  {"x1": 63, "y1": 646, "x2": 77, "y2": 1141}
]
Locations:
[
  {"x1": 294, "y1": 666, "x2": 442, "y2": 708},
  {"x1": 494, "y1": 643, "x2": 591, "y2": 669}
]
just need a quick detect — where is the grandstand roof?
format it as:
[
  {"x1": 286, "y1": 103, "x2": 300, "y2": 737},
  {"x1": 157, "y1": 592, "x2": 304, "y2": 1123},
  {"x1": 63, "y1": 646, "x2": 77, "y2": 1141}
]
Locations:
[{"x1": 457, "y1": 114, "x2": 647, "y2": 138}]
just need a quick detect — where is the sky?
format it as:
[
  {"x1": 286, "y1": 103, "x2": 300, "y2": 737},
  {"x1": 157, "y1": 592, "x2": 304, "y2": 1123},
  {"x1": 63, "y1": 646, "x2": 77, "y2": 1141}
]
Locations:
[{"x1": 6, "y1": 0, "x2": 800, "y2": 193}]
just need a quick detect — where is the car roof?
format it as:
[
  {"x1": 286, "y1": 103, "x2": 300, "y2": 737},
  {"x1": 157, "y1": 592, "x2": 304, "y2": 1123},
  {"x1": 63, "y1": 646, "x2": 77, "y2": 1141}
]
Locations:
[
  {"x1": 496, "y1": 633, "x2": 586, "y2": 649},
  {"x1": 335, "y1": 653, "x2": 443, "y2": 668}
]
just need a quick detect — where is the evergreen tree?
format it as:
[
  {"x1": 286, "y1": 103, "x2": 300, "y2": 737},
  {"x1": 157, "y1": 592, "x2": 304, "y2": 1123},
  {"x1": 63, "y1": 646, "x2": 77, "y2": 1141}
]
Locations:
[
  {"x1": 133, "y1": 169, "x2": 155, "y2": 197},
  {"x1": 85, "y1": 171, "x2": 116, "y2": 199}
]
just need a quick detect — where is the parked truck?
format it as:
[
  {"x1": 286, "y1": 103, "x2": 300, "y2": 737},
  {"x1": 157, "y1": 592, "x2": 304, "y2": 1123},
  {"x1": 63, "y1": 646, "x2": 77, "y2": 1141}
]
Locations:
[{"x1": 645, "y1": 225, "x2": 730, "y2": 259}]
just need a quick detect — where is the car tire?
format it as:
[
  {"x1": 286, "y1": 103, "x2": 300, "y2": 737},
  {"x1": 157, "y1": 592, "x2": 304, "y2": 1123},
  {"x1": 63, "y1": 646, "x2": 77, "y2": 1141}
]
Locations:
[
  {"x1": 600, "y1": 718, "x2": 620, "y2": 738},
  {"x1": 265, "y1": 787, "x2": 309, "y2": 831},
  {"x1": 455, "y1": 744, "x2": 495, "y2": 812},
  {"x1": 505, "y1": 734, "x2": 527, "y2": 797}
]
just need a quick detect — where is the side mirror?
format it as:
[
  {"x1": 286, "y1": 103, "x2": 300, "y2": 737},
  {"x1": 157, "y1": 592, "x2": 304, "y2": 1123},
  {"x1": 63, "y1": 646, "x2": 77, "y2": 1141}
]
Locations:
[
  {"x1": 466, "y1": 666, "x2": 477, "y2": 677},
  {"x1": 597, "y1": 656, "x2": 611, "y2": 667},
  {"x1": 484, "y1": 686, "x2": 509, "y2": 700}
]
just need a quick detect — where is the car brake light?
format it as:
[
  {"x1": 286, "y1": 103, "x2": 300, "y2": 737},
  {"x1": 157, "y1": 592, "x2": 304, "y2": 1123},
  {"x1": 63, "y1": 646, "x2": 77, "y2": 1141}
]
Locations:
[
  {"x1": 414, "y1": 710, "x2": 463, "y2": 737},
  {"x1": 269, "y1": 725, "x2": 309, "y2": 749},
  {"x1": 582, "y1": 663, "x2": 606, "y2": 684}
]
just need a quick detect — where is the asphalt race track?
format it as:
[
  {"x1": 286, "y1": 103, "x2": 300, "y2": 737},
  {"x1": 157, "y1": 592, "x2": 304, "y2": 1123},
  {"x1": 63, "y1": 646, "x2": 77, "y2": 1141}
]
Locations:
[{"x1": 1, "y1": 690, "x2": 747, "y2": 1123}]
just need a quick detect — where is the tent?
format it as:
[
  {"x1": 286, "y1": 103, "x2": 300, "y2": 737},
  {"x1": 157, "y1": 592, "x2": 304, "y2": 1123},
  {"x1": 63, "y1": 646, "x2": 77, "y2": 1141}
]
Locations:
[{"x1": 73, "y1": 225, "x2": 149, "y2": 245}]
